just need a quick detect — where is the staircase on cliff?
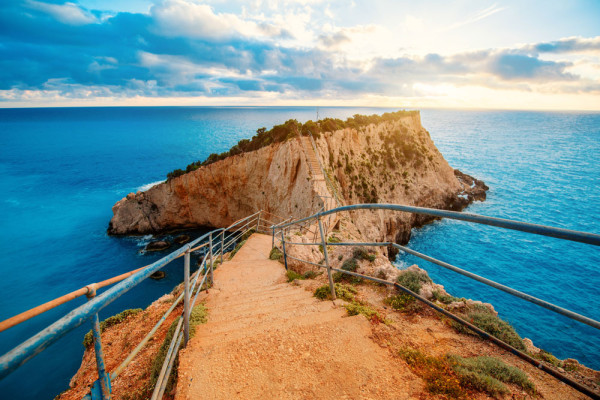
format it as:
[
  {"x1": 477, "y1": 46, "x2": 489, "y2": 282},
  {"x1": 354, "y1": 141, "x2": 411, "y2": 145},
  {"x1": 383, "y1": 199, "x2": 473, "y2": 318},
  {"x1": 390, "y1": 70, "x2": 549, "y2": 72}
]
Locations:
[
  {"x1": 300, "y1": 135, "x2": 325, "y2": 182},
  {"x1": 175, "y1": 233, "x2": 417, "y2": 399},
  {"x1": 298, "y1": 135, "x2": 341, "y2": 234}
]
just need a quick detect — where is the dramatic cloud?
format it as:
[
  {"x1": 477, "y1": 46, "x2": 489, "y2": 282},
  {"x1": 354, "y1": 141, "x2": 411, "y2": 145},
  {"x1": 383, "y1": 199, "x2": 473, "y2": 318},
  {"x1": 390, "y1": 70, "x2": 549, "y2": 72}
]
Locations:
[{"x1": 0, "y1": 0, "x2": 599, "y2": 108}]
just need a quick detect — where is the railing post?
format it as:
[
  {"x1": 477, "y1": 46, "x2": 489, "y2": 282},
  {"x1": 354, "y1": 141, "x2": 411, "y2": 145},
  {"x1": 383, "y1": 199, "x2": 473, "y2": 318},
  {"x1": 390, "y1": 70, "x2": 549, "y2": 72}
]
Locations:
[
  {"x1": 220, "y1": 230, "x2": 224, "y2": 264},
  {"x1": 209, "y1": 232, "x2": 214, "y2": 285},
  {"x1": 318, "y1": 215, "x2": 336, "y2": 300},
  {"x1": 256, "y1": 211, "x2": 261, "y2": 233},
  {"x1": 271, "y1": 226, "x2": 275, "y2": 249},
  {"x1": 280, "y1": 230, "x2": 288, "y2": 270},
  {"x1": 86, "y1": 285, "x2": 111, "y2": 400},
  {"x1": 183, "y1": 248, "x2": 190, "y2": 347}
]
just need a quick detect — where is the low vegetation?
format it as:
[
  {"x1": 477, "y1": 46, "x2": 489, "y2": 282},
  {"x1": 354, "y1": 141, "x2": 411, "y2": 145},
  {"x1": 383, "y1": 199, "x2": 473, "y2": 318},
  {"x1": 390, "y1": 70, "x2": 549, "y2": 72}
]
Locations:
[
  {"x1": 384, "y1": 293, "x2": 417, "y2": 313},
  {"x1": 147, "y1": 304, "x2": 208, "y2": 397},
  {"x1": 333, "y1": 247, "x2": 376, "y2": 284},
  {"x1": 451, "y1": 304, "x2": 526, "y2": 351},
  {"x1": 399, "y1": 347, "x2": 535, "y2": 398},
  {"x1": 83, "y1": 308, "x2": 143, "y2": 348},
  {"x1": 166, "y1": 110, "x2": 418, "y2": 180},
  {"x1": 432, "y1": 289, "x2": 460, "y2": 305},
  {"x1": 314, "y1": 283, "x2": 356, "y2": 301},
  {"x1": 344, "y1": 302, "x2": 385, "y2": 323},
  {"x1": 449, "y1": 354, "x2": 535, "y2": 397},
  {"x1": 286, "y1": 269, "x2": 320, "y2": 282},
  {"x1": 352, "y1": 247, "x2": 376, "y2": 262},
  {"x1": 269, "y1": 247, "x2": 283, "y2": 261},
  {"x1": 396, "y1": 269, "x2": 432, "y2": 293}
]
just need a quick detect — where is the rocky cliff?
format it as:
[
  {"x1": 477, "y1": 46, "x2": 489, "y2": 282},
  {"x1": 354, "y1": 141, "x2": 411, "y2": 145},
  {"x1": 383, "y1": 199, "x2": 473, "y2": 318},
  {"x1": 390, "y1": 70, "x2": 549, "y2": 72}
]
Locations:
[{"x1": 108, "y1": 111, "x2": 487, "y2": 242}]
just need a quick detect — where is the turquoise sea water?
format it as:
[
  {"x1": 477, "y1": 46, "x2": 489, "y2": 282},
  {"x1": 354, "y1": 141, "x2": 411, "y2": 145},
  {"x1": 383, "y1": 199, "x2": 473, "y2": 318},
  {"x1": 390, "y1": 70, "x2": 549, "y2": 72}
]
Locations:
[{"x1": 0, "y1": 107, "x2": 598, "y2": 399}]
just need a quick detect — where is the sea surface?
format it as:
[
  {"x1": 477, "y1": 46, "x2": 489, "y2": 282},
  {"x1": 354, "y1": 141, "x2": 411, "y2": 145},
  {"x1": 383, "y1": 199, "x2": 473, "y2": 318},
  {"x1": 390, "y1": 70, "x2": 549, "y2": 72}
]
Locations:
[{"x1": 0, "y1": 107, "x2": 598, "y2": 399}]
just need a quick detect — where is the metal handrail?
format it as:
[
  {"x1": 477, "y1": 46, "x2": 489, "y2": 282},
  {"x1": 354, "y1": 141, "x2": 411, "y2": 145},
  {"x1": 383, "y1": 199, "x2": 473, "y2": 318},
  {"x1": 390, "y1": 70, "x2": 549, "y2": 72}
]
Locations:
[
  {"x1": 0, "y1": 211, "x2": 262, "y2": 334},
  {"x1": 272, "y1": 203, "x2": 600, "y2": 399},
  {"x1": 0, "y1": 210, "x2": 262, "y2": 400},
  {"x1": 274, "y1": 203, "x2": 600, "y2": 246}
]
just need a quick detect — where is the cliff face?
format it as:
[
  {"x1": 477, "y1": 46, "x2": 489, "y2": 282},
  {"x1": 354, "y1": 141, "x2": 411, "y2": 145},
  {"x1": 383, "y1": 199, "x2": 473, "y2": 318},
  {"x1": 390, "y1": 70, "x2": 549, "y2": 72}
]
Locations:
[
  {"x1": 311, "y1": 112, "x2": 487, "y2": 244},
  {"x1": 108, "y1": 140, "x2": 320, "y2": 235},
  {"x1": 108, "y1": 112, "x2": 487, "y2": 239}
]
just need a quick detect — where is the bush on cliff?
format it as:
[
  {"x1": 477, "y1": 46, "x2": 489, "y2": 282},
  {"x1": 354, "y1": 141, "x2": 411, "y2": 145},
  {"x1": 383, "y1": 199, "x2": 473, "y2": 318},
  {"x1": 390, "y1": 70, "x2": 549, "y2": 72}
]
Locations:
[
  {"x1": 166, "y1": 110, "x2": 418, "y2": 180},
  {"x1": 396, "y1": 269, "x2": 432, "y2": 293},
  {"x1": 451, "y1": 304, "x2": 526, "y2": 351},
  {"x1": 83, "y1": 308, "x2": 143, "y2": 348},
  {"x1": 148, "y1": 304, "x2": 207, "y2": 397}
]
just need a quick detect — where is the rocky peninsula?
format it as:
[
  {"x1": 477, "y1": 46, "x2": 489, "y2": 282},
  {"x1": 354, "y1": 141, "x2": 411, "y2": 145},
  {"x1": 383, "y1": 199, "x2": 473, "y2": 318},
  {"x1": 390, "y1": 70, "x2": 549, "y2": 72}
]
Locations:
[{"x1": 108, "y1": 111, "x2": 487, "y2": 247}]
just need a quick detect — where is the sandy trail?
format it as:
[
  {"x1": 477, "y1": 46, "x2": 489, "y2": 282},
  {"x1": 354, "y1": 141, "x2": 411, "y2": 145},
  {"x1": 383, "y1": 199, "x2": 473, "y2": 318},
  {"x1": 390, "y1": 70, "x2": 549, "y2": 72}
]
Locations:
[{"x1": 175, "y1": 233, "x2": 419, "y2": 399}]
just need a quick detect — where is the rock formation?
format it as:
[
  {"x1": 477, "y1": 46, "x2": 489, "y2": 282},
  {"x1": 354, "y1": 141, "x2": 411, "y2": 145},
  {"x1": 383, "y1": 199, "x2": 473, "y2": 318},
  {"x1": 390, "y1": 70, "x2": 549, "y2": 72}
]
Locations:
[{"x1": 108, "y1": 111, "x2": 487, "y2": 246}]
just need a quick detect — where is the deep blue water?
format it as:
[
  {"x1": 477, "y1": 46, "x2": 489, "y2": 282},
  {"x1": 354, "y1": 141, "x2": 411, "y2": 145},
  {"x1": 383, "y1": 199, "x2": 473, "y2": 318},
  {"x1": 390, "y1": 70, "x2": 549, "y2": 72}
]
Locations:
[
  {"x1": 396, "y1": 109, "x2": 600, "y2": 368},
  {"x1": 0, "y1": 107, "x2": 598, "y2": 399}
]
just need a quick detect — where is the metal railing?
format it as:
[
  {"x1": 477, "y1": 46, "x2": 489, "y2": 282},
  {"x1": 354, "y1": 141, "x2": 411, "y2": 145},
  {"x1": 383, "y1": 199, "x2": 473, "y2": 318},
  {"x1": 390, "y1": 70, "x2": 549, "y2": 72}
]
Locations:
[
  {"x1": 0, "y1": 210, "x2": 273, "y2": 399},
  {"x1": 270, "y1": 203, "x2": 600, "y2": 399}
]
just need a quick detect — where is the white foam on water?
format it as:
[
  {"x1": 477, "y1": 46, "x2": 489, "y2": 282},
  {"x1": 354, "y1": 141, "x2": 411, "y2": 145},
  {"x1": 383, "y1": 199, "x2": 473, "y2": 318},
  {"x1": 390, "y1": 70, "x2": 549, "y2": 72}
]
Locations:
[{"x1": 136, "y1": 180, "x2": 165, "y2": 192}]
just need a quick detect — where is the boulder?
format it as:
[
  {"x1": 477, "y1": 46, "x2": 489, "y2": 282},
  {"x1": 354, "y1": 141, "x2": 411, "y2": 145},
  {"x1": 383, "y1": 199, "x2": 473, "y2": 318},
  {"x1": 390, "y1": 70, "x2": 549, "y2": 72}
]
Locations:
[
  {"x1": 145, "y1": 240, "x2": 171, "y2": 252},
  {"x1": 149, "y1": 271, "x2": 166, "y2": 280},
  {"x1": 174, "y1": 234, "x2": 191, "y2": 244}
]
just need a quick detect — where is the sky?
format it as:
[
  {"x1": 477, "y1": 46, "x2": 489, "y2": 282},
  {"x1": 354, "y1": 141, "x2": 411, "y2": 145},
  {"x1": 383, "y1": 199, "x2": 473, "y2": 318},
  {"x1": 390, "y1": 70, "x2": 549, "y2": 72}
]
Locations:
[{"x1": 1, "y1": 0, "x2": 599, "y2": 110}]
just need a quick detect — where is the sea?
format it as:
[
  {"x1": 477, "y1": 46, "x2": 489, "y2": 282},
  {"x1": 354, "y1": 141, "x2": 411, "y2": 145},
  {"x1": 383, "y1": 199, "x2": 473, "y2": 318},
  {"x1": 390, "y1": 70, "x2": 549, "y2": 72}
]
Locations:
[{"x1": 0, "y1": 107, "x2": 598, "y2": 399}]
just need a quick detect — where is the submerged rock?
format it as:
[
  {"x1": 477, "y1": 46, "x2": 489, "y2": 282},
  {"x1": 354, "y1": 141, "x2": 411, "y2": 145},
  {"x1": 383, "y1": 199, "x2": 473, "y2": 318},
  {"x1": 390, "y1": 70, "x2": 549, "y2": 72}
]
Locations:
[
  {"x1": 149, "y1": 271, "x2": 166, "y2": 280},
  {"x1": 174, "y1": 234, "x2": 191, "y2": 244},
  {"x1": 145, "y1": 240, "x2": 170, "y2": 252}
]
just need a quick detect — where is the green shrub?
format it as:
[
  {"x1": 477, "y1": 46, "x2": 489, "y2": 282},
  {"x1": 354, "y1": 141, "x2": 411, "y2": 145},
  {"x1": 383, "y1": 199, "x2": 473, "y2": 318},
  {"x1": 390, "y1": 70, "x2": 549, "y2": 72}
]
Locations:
[
  {"x1": 452, "y1": 306, "x2": 526, "y2": 351},
  {"x1": 396, "y1": 269, "x2": 432, "y2": 293},
  {"x1": 344, "y1": 302, "x2": 383, "y2": 322},
  {"x1": 341, "y1": 258, "x2": 358, "y2": 272},
  {"x1": 398, "y1": 348, "x2": 465, "y2": 398},
  {"x1": 314, "y1": 283, "x2": 356, "y2": 301},
  {"x1": 83, "y1": 309, "x2": 143, "y2": 348},
  {"x1": 534, "y1": 349, "x2": 563, "y2": 368},
  {"x1": 286, "y1": 270, "x2": 303, "y2": 282},
  {"x1": 286, "y1": 270, "x2": 320, "y2": 282},
  {"x1": 327, "y1": 235, "x2": 342, "y2": 243},
  {"x1": 352, "y1": 247, "x2": 376, "y2": 262},
  {"x1": 149, "y1": 304, "x2": 207, "y2": 395},
  {"x1": 269, "y1": 247, "x2": 283, "y2": 261},
  {"x1": 448, "y1": 355, "x2": 535, "y2": 396},
  {"x1": 302, "y1": 270, "x2": 320, "y2": 279},
  {"x1": 166, "y1": 169, "x2": 186, "y2": 181},
  {"x1": 384, "y1": 293, "x2": 415, "y2": 311},
  {"x1": 432, "y1": 290, "x2": 459, "y2": 305}
]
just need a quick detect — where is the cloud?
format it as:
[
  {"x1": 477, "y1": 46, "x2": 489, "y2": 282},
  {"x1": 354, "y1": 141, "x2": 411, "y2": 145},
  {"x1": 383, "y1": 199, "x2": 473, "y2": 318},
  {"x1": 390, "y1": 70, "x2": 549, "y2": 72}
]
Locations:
[
  {"x1": 523, "y1": 36, "x2": 600, "y2": 54},
  {"x1": 25, "y1": 0, "x2": 97, "y2": 25},
  {"x1": 150, "y1": 0, "x2": 287, "y2": 41},
  {"x1": 0, "y1": 0, "x2": 598, "y2": 105},
  {"x1": 319, "y1": 31, "x2": 350, "y2": 48},
  {"x1": 488, "y1": 53, "x2": 574, "y2": 81}
]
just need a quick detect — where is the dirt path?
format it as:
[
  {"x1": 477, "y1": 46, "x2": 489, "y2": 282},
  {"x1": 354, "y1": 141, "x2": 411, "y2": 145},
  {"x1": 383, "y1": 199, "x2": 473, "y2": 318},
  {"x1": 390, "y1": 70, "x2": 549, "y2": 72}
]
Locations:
[{"x1": 175, "y1": 233, "x2": 420, "y2": 399}]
